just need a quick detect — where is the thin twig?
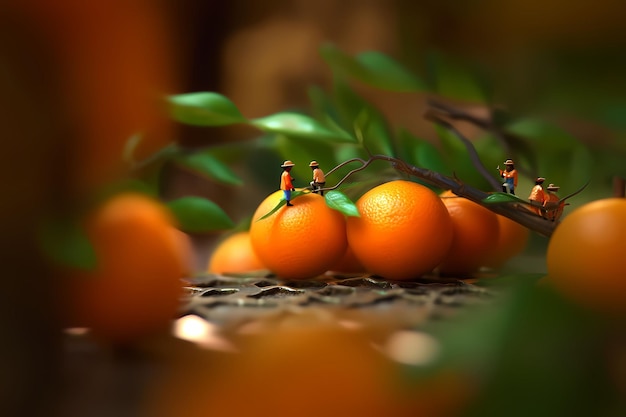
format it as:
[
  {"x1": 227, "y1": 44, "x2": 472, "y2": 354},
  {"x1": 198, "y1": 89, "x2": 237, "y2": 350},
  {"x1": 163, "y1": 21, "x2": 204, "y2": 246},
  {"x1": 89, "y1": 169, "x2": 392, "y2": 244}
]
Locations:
[
  {"x1": 424, "y1": 109, "x2": 502, "y2": 192},
  {"x1": 426, "y1": 99, "x2": 535, "y2": 178}
]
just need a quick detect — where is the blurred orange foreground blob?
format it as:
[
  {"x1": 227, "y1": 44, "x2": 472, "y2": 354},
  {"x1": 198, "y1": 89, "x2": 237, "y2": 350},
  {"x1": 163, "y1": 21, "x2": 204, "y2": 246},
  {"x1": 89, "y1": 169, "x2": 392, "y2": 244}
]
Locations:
[
  {"x1": 144, "y1": 320, "x2": 473, "y2": 417},
  {"x1": 14, "y1": 0, "x2": 178, "y2": 194},
  {"x1": 65, "y1": 193, "x2": 188, "y2": 344},
  {"x1": 249, "y1": 190, "x2": 347, "y2": 279},
  {"x1": 208, "y1": 231, "x2": 266, "y2": 274},
  {"x1": 547, "y1": 198, "x2": 626, "y2": 316},
  {"x1": 347, "y1": 181, "x2": 453, "y2": 280}
]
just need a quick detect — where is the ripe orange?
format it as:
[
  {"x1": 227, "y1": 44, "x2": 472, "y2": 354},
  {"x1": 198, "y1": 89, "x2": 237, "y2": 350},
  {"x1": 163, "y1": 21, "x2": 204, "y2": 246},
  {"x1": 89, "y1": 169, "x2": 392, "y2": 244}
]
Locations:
[
  {"x1": 546, "y1": 198, "x2": 626, "y2": 316},
  {"x1": 438, "y1": 191, "x2": 499, "y2": 276},
  {"x1": 346, "y1": 180, "x2": 453, "y2": 280},
  {"x1": 144, "y1": 319, "x2": 473, "y2": 417},
  {"x1": 485, "y1": 214, "x2": 530, "y2": 268},
  {"x1": 249, "y1": 190, "x2": 347, "y2": 279},
  {"x1": 207, "y1": 231, "x2": 266, "y2": 274},
  {"x1": 328, "y1": 245, "x2": 368, "y2": 274},
  {"x1": 64, "y1": 193, "x2": 189, "y2": 344}
]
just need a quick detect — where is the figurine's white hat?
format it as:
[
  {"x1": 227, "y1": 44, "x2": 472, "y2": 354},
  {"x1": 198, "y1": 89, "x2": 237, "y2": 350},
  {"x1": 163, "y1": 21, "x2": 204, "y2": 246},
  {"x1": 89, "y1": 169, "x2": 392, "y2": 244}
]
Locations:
[
  {"x1": 547, "y1": 183, "x2": 560, "y2": 191},
  {"x1": 504, "y1": 159, "x2": 515, "y2": 165},
  {"x1": 281, "y1": 160, "x2": 295, "y2": 167},
  {"x1": 309, "y1": 161, "x2": 319, "y2": 167}
]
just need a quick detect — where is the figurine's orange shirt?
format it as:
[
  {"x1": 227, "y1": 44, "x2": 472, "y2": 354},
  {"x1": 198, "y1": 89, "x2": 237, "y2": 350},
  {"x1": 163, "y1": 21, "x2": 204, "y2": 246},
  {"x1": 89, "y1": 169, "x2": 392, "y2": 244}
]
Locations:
[
  {"x1": 529, "y1": 185, "x2": 545, "y2": 203},
  {"x1": 503, "y1": 169, "x2": 518, "y2": 187},
  {"x1": 280, "y1": 171, "x2": 293, "y2": 190},
  {"x1": 312, "y1": 168, "x2": 325, "y2": 183}
]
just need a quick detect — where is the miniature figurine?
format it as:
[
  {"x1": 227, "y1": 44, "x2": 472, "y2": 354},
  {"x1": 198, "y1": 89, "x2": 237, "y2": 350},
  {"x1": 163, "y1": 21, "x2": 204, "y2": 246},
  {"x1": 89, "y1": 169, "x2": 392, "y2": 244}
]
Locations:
[
  {"x1": 280, "y1": 160, "x2": 296, "y2": 206},
  {"x1": 497, "y1": 159, "x2": 518, "y2": 195},
  {"x1": 309, "y1": 161, "x2": 326, "y2": 196},
  {"x1": 528, "y1": 177, "x2": 546, "y2": 216},
  {"x1": 543, "y1": 183, "x2": 565, "y2": 221}
]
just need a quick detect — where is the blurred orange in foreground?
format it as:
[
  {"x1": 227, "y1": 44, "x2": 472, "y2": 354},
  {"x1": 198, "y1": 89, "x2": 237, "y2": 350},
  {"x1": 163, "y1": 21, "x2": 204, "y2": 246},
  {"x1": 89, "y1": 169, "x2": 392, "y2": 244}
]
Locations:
[
  {"x1": 207, "y1": 231, "x2": 266, "y2": 274},
  {"x1": 11, "y1": 0, "x2": 178, "y2": 194},
  {"x1": 144, "y1": 320, "x2": 470, "y2": 417},
  {"x1": 546, "y1": 198, "x2": 626, "y2": 316},
  {"x1": 64, "y1": 193, "x2": 188, "y2": 344},
  {"x1": 438, "y1": 191, "x2": 499, "y2": 276},
  {"x1": 250, "y1": 190, "x2": 347, "y2": 279}
]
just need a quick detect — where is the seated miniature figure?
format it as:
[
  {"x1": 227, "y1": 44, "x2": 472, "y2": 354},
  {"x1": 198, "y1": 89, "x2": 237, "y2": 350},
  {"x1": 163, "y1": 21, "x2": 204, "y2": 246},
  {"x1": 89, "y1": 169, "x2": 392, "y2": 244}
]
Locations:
[{"x1": 528, "y1": 177, "x2": 546, "y2": 216}]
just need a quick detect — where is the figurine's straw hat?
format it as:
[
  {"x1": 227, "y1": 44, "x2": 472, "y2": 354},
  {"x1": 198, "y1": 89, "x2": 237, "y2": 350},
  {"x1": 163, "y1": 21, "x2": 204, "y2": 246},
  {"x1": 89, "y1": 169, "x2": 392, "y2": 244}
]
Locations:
[
  {"x1": 281, "y1": 160, "x2": 295, "y2": 167},
  {"x1": 536, "y1": 177, "x2": 546, "y2": 183},
  {"x1": 504, "y1": 159, "x2": 515, "y2": 165},
  {"x1": 547, "y1": 183, "x2": 560, "y2": 191},
  {"x1": 309, "y1": 161, "x2": 319, "y2": 167}
]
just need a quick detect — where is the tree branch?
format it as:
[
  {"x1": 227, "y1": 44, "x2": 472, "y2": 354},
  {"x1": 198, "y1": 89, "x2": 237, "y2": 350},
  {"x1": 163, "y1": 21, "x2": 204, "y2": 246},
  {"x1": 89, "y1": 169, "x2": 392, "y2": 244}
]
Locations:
[
  {"x1": 424, "y1": 109, "x2": 502, "y2": 192},
  {"x1": 321, "y1": 154, "x2": 558, "y2": 237}
]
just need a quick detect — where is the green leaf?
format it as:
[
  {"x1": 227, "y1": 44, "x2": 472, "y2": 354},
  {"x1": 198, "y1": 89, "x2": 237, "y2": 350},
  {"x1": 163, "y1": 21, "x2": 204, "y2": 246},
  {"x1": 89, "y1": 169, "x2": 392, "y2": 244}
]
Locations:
[
  {"x1": 320, "y1": 44, "x2": 425, "y2": 92},
  {"x1": 168, "y1": 92, "x2": 247, "y2": 126},
  {"x1": 175, "y1": 152, "x2": 243, "y2": 186},
  {"x1": 427, "y1": 52, "x2": 488, "y2": 102},
  {"x1": 256, "y1": 190, "x2": 310, "y2": 221},
  {"x1": 39, "y1": 218, "x2": 97, "y2": 270},
  {"x1": 333, "y1": 80, "x2": 394, "y2": 155},
  {"x1": 167, "y1": 196, "x2": 234, "y2": 233},
  {"x1": 505, "y1": 118, "x2": 578, "y2": 150},
  {"x1": 397, "y1": 129, "x2": 448, "y2": 173},
  {"x1": 251, "y1": 112, "x2": 354, "y2": 142},
  {"x1": 324, "y1": 190, "x2": 360, "y2": 217},
  {"x1": 355, "y1": 51, "x2": 426, "y2": 91},
  {"x1": 483, "y1": 192, "x2": 529, "y2": 204}
]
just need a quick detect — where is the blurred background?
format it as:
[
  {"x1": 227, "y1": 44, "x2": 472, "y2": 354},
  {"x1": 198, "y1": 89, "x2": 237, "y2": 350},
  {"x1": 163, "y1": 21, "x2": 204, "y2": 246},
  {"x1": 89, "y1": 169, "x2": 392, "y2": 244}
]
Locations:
[{"x1": 2, "y1": 0, "x2": 626, "y2": 415}]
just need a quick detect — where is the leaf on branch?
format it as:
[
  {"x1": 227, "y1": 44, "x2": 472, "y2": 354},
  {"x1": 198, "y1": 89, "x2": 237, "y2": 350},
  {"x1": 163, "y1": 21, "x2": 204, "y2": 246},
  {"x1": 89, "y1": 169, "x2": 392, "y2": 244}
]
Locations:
[
  {"x1": 320, "y1": 44, "x2": 425, "y2": 92},
  {"x1": 256, "y1": 190, "x2": 310, "y2": 221},
  {"x1": 167, "y1": 196, "x2": 234, "y2": 233},
  {"x1": 251, "y1": 112, "x2": 354, "y2": 142},
  {"x1": 175, "y1": 152, "x2": 243, "y2": 186},
  {"x1": 483, "y1": 192, "x2": 529, "y2": 204},
  {"x1": 168, "y1": 92, "x2": 247, "y2": 126},
  {"x1": 324, "y1": 190, "x2": 360, "y2": 217}
]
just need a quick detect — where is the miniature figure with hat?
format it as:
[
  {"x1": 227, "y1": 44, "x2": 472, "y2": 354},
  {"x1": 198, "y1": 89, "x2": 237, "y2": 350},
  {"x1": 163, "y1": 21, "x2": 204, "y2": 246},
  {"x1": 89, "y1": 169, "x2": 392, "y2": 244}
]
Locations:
[
  {"x1": 528, "y1": 177, "x2": 546, "y2": 216},
  {"x1": 308, "y1": 160, "x2": 326, "y2": 196},
  {"x1": 543, "y1": 183, "x2": 565, "y2": 221},
  {"x1": 280, "y1": 160, "x2": 296, "y2": 206},
  {"x1": 497, "y1": 159, "x2": 518, "y2": 195}
]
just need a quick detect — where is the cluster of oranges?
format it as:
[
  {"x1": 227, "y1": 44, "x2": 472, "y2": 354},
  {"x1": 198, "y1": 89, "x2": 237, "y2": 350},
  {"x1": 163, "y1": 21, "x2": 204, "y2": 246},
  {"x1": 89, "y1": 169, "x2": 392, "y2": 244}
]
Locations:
[{"x1": 209, "y1": 180, "x2": 530, "y2": 281}]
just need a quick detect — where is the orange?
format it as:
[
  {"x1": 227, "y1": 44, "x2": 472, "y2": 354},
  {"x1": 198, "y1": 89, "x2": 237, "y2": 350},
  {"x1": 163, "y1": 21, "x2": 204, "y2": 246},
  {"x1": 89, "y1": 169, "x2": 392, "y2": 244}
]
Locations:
[
  {"x1": 64, "y1": 193, "x2": 189, "y2": 344},
  {"x1": 249, "y1": 190, "x2": 347, "y2": 279},
  {"x1": 144, "y1": 319, "x2": 473, "y2": 417},
  {"x1": 438, "y1": 191, "x2": 499, "y2": 276},
  {"x1": 207, "y1": 231, "x2": 266, "y2": 274},
  {"x1": 546, "y1": 198, "x2": 626, "y2": 316},
  {"x1": 485, "y1": 214, "x2": 530, "y2": 268},
  {"x1": 328, "y1": 245, "x2": 368, "y2": 274},
  {"x1": 346, "y1": 180, "x2": 453, "y2": 280}
]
